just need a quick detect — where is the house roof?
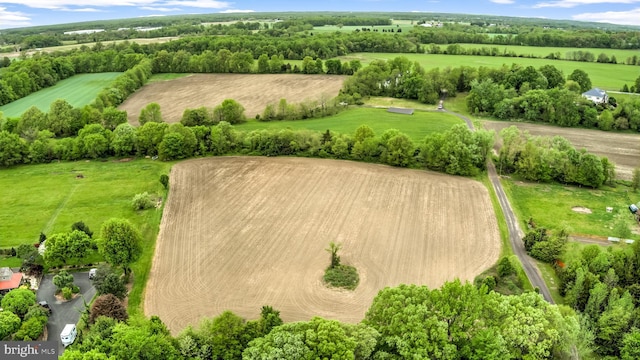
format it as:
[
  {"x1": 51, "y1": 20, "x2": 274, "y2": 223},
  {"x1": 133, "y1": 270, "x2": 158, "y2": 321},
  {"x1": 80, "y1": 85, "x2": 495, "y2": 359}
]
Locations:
[
  {"x1": 0, "y1": 267, "x2": 12, "y2": 278},
  {"x1": 582, "y1": 88, "x2": 607, "y2": 97},
  {"x1": 387, "y1": 107, "x2": 414, "y2": 115},
  {"x1": 0, "y1": 272, "x2": 23, "y2": 291}
]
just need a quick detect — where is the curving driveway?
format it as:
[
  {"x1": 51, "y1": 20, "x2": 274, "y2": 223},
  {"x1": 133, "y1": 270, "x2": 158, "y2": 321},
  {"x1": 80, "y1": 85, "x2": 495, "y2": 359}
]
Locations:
[
  {"x1": 37, "y1": 271, "x2": 96, "y2": 354},
  {"x1": 445, "y1": 108, "x2": 554, "y2": 303}
]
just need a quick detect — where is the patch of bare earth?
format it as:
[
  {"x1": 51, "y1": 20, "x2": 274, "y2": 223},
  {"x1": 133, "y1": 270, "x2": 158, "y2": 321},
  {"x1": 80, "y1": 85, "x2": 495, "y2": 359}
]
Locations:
[
  {"x1": 483, "y1": 120, "x2": 640, "y2": 180},
  {"x1": 144, "y1": 157, "x2": 501, "y2": 335},
  {"x1": 572, "y1": 206, "x2": 593, "y2": 214},
  {"x1": 119, "y1": 74, "x2": 347, "y2": 125}
]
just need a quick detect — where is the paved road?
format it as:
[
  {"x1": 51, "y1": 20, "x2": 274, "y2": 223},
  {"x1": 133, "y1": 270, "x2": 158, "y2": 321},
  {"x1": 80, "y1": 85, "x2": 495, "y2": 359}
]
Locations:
[
  {"x1": 445, "y1": 109, "x2": 554, "y2": 303},
  {"x1": 37, "y1": 271, "x2": 96, "y2": 354}
]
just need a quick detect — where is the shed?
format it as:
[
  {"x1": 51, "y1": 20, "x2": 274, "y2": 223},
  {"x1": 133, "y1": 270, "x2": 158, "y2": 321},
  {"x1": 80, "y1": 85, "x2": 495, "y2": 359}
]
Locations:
[
  {"x1": 387, "y1": 107, "x2": 414, "y2": 115},
  {"x1": 0, "y1": 267, "x2": 23, "y2": 293},
  {"x1": 581, "y1": 88, "x2": 608, "y2": 104}
]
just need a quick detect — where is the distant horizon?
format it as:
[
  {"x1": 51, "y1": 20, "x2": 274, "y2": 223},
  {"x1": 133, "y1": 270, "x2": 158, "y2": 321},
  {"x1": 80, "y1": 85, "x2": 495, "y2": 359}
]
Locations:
[{"x1": 1, "y1": 0, "x2": 640, "y2": 30}]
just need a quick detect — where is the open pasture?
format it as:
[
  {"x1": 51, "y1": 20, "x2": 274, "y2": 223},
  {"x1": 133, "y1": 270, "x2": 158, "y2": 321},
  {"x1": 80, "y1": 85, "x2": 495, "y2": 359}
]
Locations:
[
  {"x1": 483, "y1": 120, "x2": 640, "y2": 180},
  {"x1": 144, "y1": 157, "x2": 500, "y2": 334},
  {"x1": 118, "y1": 74, "x2": 347, "y2": 125},
  {"x1": 457, "y1": 43, "x2": 640, "y2": 63},
  {"x1": 0, "y1": 159, "x2": 170, "y2": 249},
  {"x1": 0, "y1": 73, "x2": 121, "y2": 118},
  {"x1": 337, "y1": 52, "x2": 639, "y2": 91},
  {"x1": 237, "y1": 107, "x2": 463, "y2": 142}
]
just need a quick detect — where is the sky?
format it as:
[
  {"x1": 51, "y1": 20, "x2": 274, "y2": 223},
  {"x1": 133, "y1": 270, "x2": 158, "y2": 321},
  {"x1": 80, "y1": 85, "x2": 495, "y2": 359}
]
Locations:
[{"x1": 1, "y1": 0, "x2": 640, "y2": 29}]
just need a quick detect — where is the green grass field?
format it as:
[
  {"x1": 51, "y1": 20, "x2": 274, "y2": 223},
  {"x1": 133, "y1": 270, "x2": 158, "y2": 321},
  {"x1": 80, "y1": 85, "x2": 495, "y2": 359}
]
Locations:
[
  {"x1": 0, "y1": 159, "x2": 171, "y2": 249},
  {"x1": 236, "y1": 107, "x2": 463, "y2": 141},
  {"x1": 0, "y1": 72, "x2": 121, "y2": 118},
  {"x1": 502, "y1": 179, "x2": 640, "y2": 239},
  {"x1": 337, "y1": 52, "x2": 640, "y2": 91},
  {"x1": 457, "y1": 43, "x2": 640, "y2": 63},
  {"x1": 0, "y1": 159, "x2": 172, "y2": 314}
]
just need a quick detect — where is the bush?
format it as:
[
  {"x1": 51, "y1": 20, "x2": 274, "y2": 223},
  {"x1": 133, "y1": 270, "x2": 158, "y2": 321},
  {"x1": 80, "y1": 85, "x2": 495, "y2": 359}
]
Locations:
[
  {"x1": 16, "y1": 244, "x2": 35, "y2": 259},
  {"x1": 159, "y1": 174, "x2": 169, "y2": 189},
  {"x1": 53, "y1": 270, "x2": 74, "y2": 291},
  {"x1": 497, "y1": 257, "x2": 515, "y2": 277},
  {"x1": 12, "y1": 315, "x2": 47, "y2": 341},
  {"x1": 323, "y1": 264, "x2": 359, "y2": 290},
  {"x1": 72, "y1": 221, "x2": 93, "y2": 238},
  {"x1": 132, "y1": 192, "x2": 155, "y2": 210},
  {"x1": 62, "y1": 287, "x2": 73, "y2": 301}
]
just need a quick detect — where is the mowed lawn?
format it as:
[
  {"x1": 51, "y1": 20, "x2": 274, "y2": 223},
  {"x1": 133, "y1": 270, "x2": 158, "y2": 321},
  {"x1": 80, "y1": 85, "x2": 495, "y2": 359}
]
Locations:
[
  {"x1": 502, "y1": 179, "x2": 639, "y2": 239},
  {"x1": 0, "y1": 159, "x2": 172, "y2": 249},
  {"x1": 337, "y1": 53, "x2": 639, "y2": 91},
  {"x1": 0, "y1": 72, "x2": 121, "y2": 118},
  {"x1": 236, "y1": 107, "x2": 463, "y2": 142}
]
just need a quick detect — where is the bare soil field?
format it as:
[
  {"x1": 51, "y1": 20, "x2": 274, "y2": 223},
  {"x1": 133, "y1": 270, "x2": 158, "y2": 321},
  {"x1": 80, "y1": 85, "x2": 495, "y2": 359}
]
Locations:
[
  {"x1": 119, "y1": 74, "x2": 347, "y2": 125},
  {"x1": 483, "y1": 120, "x2": 640, "y2": 180},
  {"x1": 144, "y1": 157, "x2": 500, "y2": 335}
]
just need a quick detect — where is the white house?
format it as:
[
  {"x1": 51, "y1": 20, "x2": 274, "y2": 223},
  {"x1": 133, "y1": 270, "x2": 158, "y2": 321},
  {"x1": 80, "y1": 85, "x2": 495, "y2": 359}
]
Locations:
[{"x1": 581, "y1": 88, "x2": 609, "y2": 104}]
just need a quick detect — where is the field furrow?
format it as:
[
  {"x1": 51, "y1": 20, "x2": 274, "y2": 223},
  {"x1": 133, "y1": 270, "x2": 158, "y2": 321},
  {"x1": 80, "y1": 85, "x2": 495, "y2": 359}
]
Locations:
[{"x1": 144, "y1": 157, "x2": 500, "y2": 335}]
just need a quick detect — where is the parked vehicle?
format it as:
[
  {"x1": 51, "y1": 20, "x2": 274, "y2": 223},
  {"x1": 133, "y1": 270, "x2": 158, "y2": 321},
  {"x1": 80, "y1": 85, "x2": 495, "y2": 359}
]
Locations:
[
  {"x1": 89, "y1": 268, "x2": 97, "y2": 280},
  {"x1": 60, "y1": 324, "x2": 77, "y2": 347},
  {"x1": 39, "y1": 300, "x2": 52, "y2": 314}
]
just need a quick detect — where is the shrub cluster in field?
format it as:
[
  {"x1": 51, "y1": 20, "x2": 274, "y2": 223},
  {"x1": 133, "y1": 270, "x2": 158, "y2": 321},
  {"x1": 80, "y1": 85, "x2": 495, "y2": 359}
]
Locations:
[{"x1": 475, "y1": 256, "x2": 525, "y2": 295}]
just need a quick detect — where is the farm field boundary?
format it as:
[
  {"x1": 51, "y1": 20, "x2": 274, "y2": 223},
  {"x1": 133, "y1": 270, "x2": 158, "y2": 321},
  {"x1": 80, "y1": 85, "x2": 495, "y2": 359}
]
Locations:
[
  {"x1": 118, "y1": 74, "x2": 347, "y2": 125},
  {"x1": 337, "y1": 52, "x2": 637, "y2": 91},
  {"x1": 0, "y1": 72, "x2": 121, "y2": 118},
  {"x1": 145, "y1": 157, "x2": 501, "y2": 335}
]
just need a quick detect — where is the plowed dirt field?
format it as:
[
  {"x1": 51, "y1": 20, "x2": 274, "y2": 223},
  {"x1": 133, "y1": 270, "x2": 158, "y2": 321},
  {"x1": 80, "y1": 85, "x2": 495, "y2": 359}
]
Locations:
[
  {"x1": 119, "y1": 74, "x2": 347, "y2": 125},
  {"x1": 145, "y1": 157, "x2": 500, "y2": 335}
]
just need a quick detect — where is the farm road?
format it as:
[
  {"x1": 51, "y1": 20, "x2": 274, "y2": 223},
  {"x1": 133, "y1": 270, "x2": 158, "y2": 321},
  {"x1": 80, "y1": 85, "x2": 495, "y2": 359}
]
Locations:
[{"x1": 445, "y1": 108, "x2": 554, "y2": 303}]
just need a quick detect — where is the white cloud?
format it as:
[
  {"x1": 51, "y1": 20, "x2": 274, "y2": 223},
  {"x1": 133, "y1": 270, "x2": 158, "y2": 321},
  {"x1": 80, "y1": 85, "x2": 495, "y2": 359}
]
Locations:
[
  {"x1": 139, "y1": 6, "x2": 181, "y2": 11},
  {"x1": 219, "y1": 9, "x2": 255, "y2": 13},
  {"x1": 572, "y1": 7, "x2": 640, "y2": 25},
  {"x1": 0, "y1": 0, "x2": 230, "y2": 10},
  {"x1": 0, "y1": 6, "x2": 31, "y2": 28},
  {"x1": 65, "y1": 8, "x2": 103, "y2": 12},
  {"x1": 162, "y1": 1, "x2": 230, "y2": 8},
  {"x1": 491, "y1": 0, "x2": 515, "y2": 4},
  {"x1": 533, "y1": 0, "x2": 640, "y2": 8}
]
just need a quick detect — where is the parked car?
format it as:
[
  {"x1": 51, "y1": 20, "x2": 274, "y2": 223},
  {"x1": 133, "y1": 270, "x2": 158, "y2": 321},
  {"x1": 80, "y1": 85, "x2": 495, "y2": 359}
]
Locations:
[
  {"x1": 60, "y1": 324, "x2": 77, "y2": 347},
  {"x1": 39, "y1": 301, "x2": 52, "y2": 314},
  {"x1": 89, "y1": 268, "x2": 97, "y2": 280}
]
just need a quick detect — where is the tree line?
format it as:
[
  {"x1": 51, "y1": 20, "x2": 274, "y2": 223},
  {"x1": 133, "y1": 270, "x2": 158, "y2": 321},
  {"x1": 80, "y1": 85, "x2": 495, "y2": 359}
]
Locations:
[
  {"x1": 411, "y1": 25, "x2": 640, "y2": 49},
  {"x1": 497, "y1": 126, "x2": 614, "y2": 188},
  {"x1": 54, "y1": 279, "x2": 582, "y2": 359},
  {"x1": 467, "y1": 71, "x2": 640, "y2": 132},
  {"x1": 0, "y1": 113, "x2": 492, "y2": 177},
  {"x1": 424, "y1": 43, "x2": 639, "y2": 66}
]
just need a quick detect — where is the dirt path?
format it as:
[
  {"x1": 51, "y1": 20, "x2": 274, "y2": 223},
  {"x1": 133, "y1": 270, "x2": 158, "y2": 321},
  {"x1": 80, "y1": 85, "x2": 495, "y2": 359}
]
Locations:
[{"x1": 444, "y1": 109, "x2": 554, "y2": 303}]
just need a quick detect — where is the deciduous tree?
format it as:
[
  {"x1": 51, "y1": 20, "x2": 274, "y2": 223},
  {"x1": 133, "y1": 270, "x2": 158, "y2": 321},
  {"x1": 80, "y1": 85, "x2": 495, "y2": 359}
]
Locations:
[
  {"x1": 99, "y1": 218, "x2": 142, "y2": 275},
  {"x1": 1, "y1": 288, "x2": 36, "y2": 318}
]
